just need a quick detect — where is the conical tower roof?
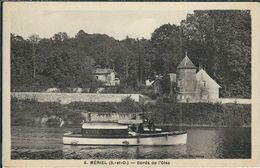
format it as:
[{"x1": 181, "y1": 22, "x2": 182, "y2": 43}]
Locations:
[{"x1": 177, "y1": 52, "x2": 196, "y2": 69}]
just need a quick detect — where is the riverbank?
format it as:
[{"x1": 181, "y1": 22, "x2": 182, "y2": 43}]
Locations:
[
  {"x1": 11, "y1": 97, "x2": 251, "y2": 127},
  {"x1": 145, "y1": 102, "x2": 251, "y2": 127},
  {"x1": 155, "y1": 123, "x2": 251, "y2": 128}
]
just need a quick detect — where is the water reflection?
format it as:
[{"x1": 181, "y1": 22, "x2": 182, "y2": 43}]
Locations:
[
  {"x1": 187, "y1": 128, "x2": 220, "y2": 158},
  {"x1": 214, "y1": 127, "x2": 251, "y2": 158},
  {"x1": 62, "y1": 145, "x2": 188, "y2": 159}
]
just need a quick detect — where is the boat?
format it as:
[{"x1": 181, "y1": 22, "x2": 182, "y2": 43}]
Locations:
[{"x1": 63, "y1": 121, "x2": 187, "y2": 146}]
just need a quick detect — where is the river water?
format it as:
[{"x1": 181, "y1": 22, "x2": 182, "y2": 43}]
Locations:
[{"x1": 11, "y1": 126, "x2": 251, "y2": 159}]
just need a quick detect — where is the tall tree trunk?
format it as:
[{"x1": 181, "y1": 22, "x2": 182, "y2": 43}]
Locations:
[
  {"x1": 138, "y1": 43, "x2": 142, "y2": 84},
  {"x1": 179, "y1": 27, "x2": 183, "y2": 62},
  {"x1": 125, "y1": 55, "x2": 129, "y2": 79},
  {"x1": 32, "y1": 43, "x2": 36, "y2": 78}
]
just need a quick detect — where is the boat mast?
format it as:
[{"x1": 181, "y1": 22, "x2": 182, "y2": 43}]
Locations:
[{"x1": 179, "y1": 102, "x2": 182, "y2": 131}]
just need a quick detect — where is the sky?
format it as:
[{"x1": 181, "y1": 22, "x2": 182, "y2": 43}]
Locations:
[{"x1": 11, "y1": 10, "x2": 193, "y2": 40}]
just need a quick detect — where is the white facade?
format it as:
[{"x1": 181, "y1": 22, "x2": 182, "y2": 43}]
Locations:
[
  {"x1": 195, "y1": 69, "x2": 221, "y2": 101},
  {"x1": 94, "y1": 69, "x2": 120, "y2": 86}
]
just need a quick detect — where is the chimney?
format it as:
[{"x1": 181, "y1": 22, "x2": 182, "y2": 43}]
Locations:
[{"x1": 198, "y1": 64, "x2": 202, "y2": 70}]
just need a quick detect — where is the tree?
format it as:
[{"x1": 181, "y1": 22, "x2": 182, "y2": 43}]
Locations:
[
  {"x1": 181, "y1": 10, "x2": 251, "y2": 97},
  {"x1": 11, "y1": 11, "x2": 251, "y2": 98},
  {"x1": 11, "y1": 34, "x2": 32, "y2": 91},
  {"x1": 151, "y1": 24, "x2": 184, "y2": 74},
  {"x1": 28, "y1": 34, "x2": 40, "y2": 78},
  {"x1": 52, "y1": 32, "x2": 69, "y2": 42}
]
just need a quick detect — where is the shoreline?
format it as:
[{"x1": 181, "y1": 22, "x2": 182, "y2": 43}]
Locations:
[
  {"x1": 11, "y1": 124, "x2": 251, "y2": 129},
  {"x1": 11, "y1": 98, "x2": 251, "y2": 128},
  {"x1": 155, "y1": 123, "x2": 251, "y2": 128}
]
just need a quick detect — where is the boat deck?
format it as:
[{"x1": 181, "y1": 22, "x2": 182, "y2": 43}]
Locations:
[{"x1": 63, "y1": 131, "x2": 187, "y2": 138}]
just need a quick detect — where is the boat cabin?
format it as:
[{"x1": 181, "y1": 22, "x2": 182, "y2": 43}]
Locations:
[{"x1": 81, "y1": 122, "x2": 129, "y2": 136}]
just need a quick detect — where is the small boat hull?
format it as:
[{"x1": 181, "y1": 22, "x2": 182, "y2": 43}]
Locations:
[{"x1": 63, "y1": 131, "x2": 187, "y2": 146}]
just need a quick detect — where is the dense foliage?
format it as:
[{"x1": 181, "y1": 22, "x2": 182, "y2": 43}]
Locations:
[
  {"x1": 11, "y1": 98, "x2": 251, "y2": 127},
  {"x1": 146, "y1": 102, "x2": 251, "y2": 127},
  {"x1": 11, "y1": 10, "x2": 251, "y2": 98},
  {"x1": 11, "y1": 97, "x2": 142, "y2": 126},
  {"x1": 11, "y1": 97, "x2": 79, "y2": 126}
]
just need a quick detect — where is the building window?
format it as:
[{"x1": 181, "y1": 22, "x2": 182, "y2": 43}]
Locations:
[
  {"x1": 107, "y1": 75, "x2": 111, "y2": 82},
  {"x1": 96, "y1": 76, "x2": 98, "y2": 80},
  {"x1": 177, "y1": 95, "x2": 180, "y2": 99},
  {"x1": 202, "y1": 94, "x2": 207, "y2": 100},
  {"x1": 202, "y1": 81, "x2": 206, "y2": 87},
  {"x1": 178, "y1": 79, "x2": 182, "y2": 87},
  {"x1": 186, "y1": 98, "x2": 190, "y2": 102}
]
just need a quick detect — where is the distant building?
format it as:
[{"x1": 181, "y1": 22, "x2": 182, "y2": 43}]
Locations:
[
  {"x1": 150, "y1": 75, "x2": 163, "y2": 94},
  {"x1": 176, "y1": 53, "x2": 221, "y2": 103},
  {"x1": 196, "y1": 69, "x2": 221, "y2": 101},
  {"x1": 94, "y1": 68, "x2": 120, "y2": 86},
  {"x1": 145, "y1": 79, "x2": 154, "y2": 86}
]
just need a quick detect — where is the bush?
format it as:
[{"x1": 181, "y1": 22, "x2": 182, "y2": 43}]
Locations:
[
  {"x1": 67, "y1": 97, "x2": 143, "y2": 113},
  {"x1": 140, "y1": 88, "x2": 158, "y2": 100},
  {"x1": 11, "y1": 98, "x2": 84, "y2": 126}
]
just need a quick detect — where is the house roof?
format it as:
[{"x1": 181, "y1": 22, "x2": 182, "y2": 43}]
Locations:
[
  {"x1": 94, "y1": 68, "x2": 114, "y2": 74},
  {"x1": 196, "y1": 69, "x2": 221, "y2": 88},
  {"x1": 177, "y1": 56, "x2": 196, "y2": 69},
  {"x1": 150, "y1": 75, "x2": 163, "y2": 86}
]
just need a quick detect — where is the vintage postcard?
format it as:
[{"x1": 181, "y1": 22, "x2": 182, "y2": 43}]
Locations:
[{"x1": 2, "y1": 2, "x2": 260, "y2": 167}]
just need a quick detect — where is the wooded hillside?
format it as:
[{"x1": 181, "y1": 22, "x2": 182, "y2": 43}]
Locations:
[{"x1": 11, "y1": 10, "x2": 251, "y2": 98}]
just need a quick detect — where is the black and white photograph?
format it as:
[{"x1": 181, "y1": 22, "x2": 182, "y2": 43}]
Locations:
[{"x1": 2, "y1": 2, "x2": 260, "y2": 167}]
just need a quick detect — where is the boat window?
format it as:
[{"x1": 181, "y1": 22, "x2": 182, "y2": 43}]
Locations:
[{"x1": 82, "y1": 129, "x2": 128, "y2": 136}]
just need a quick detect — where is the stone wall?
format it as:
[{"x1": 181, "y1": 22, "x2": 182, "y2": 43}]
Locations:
[
  {"x1": 11, "y1": 92, "x2": 142, "y2": 104},
  {"x1": 176, "y1": 97, "x2": 251, "y2": 104},
  {"x1": 218, "y1": 98, "x2": 251, "y2": 104}
]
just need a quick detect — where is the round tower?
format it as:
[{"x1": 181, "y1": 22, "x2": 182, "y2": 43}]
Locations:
[{"x1": 176, "y1": 52, "x2": 197, "y2": 102}]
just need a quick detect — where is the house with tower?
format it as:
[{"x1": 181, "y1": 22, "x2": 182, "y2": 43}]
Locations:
[{"x1": 175, "y1": 52, "x2": 221, "y2": 103}]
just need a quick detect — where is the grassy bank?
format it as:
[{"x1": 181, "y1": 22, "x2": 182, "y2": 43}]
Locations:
[
  {"x1": 11, "y1": 98, "x2": 251, "y2": 127},
  {"x1": 145, "y1": 102, "x2": 251, "y2": 127}
]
